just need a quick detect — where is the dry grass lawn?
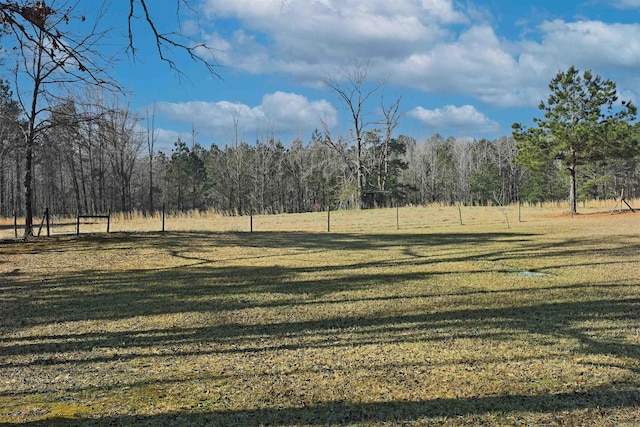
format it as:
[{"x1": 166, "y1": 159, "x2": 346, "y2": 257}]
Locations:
[{"x1": 1, "y1": 205, "x2": 639, "y2": 426}]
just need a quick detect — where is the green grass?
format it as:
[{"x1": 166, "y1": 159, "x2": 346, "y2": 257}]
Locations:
[{"x1": 1, "y1": 207, "x2": 639, "y2": 426}]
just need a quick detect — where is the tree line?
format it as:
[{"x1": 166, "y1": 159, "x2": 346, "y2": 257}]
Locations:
[{"x1": 2, "y1": 76, "x2": 640, "y2": 220}]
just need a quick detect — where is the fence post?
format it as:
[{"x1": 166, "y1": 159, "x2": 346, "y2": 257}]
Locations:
[
  {"x1": 77, "y1": 215, "x2": 80, "y2": 236},
  {"x1": 327, "y1": 205, "x2": 331, "y2": 232},
  {"x1": 518, "y1": 199, "x2": 522, "y2": 223},
  {"x1": 162, "y1": 203, "x2": 166, "y2": 232},
  {"x1": 458, "y1": 203, "x2": 463, "y2": 225},
  {"x1": 37, "y1": 211, "x2": 46, "y2": 237},
  {"x1": 46, "y1": 207, "x2": 50, "y2": 237},
  {"x1": 107, "y1": 212, "x2": 111, "y2": 233},
  {"x1": 14, "y1": 212, "x2": 17, "y2": 238},
  {"x1": 396, "y1": 203, "x2": 399, "y2": 230},
  {"x1": 250, "y1": 212, "x2": 253, "y2": 233}
]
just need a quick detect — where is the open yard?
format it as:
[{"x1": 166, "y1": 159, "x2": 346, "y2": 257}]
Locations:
[{"x1": 1, "y1": 206, "x2": 639, "y2": 426}]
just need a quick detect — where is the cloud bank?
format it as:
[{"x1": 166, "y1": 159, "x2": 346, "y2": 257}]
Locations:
[
  {"x1": 154, "y1": 92, "x2": 337, "y2": 142},
  {"x1": 198, "y1": 0, "x2": 640, "y2": 108},
  {"x1": 409, "y1": 105, "x2": 500, "y2": 135}
]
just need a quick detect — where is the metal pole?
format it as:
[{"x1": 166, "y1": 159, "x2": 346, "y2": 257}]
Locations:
[
  {"x1": 46, "y1": 207, "x2": 50, "y2": 237},
  {"x1": 396, "y1": 203, "x2": 399, "y2": 230},
  {"x1": 327, "y1": 206, "x2": 330, "y2": 232},
  {"x1": 162, "y1": 203, "x2": 166, "y2": 232},
  {"x1": 14, "y1": 212, "x2": 17, "y2": 238}
]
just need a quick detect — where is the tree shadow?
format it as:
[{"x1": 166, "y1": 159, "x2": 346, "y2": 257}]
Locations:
[
  {"x1": 2, "y1": 295, "x2": 637, "y2": 366},
  {"x1": 12, "y1": 388, "x2": 640, "y2": 426},
  {"x1": 3, "y1": 294, "x2": 639, "y2": 424},
  {"x1": 3, "y1": 230, "x2": 639, "y2": 328},
  {"x1": 2, "y1": 230, "x2": 639, "y2": 425}
]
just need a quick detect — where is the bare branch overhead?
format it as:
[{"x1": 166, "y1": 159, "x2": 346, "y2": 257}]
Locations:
[{"x1": 0, "y1": 0, "x2": 221, "y2": 79}]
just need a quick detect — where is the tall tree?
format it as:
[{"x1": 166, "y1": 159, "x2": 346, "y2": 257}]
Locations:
[
  {"x1": 371, "y1": 97, "x2": 403, "y2": 206},
  {"x1": 44, "y1": 99, "x2": 84, "y2": 212},
  {"x1": 323, "y1": 62, "x2": 401, "y2": 209},
  {"x1": 2, "y1": 1, "x2": 218, "y2": 236},
  {"x1": 7, "y1": 2, "x2": 116, "y2": 236},
  {"x1": 145, "y1": 105, "x2": 158, "y2": 213},
  {"x1": 102, "y1": 103, "x2": 143, "y2": 214},
  {"x1": 513, "y1": 66, "x2": 636, "y2": 213},
  {"x1": 0, "y1": 79, "x2": 23, "y2": 217}
]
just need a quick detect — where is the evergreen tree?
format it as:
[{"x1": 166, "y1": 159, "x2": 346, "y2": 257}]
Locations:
[{"x1": 513, "y1": 66, "x2": 636, "y2": 213}]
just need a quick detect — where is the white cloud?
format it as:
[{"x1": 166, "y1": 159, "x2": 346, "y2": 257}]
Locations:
[
  {"x1": 154, "y1": 92, "x2": 337, "y2": 141},
  {"x1": 154, "y1": 128, "x2": 194, "y2": 153},
  {"x1": 201, "y1": 0, "x2": 464, "y2": 74},
  {"x1": 203, "y1": 0, "x2": 467, "y2": 26},
  {"x1": 195, "y1": 1, "x2": 533, "y2": 105},
  {"x1": 408, "y1": 105, "x2": 500, "y2": 135},
  {"x1": 193, "y1": 1, "x2": 640, "y2": 111},
  {"x1": 386, "y1": 26, "x2": 533, "y2": 106},
  {"x1": 533, "y1": 20, "x2": 640, "y2": 69}
]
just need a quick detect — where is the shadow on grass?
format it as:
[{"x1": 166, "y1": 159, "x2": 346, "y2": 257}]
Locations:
[
  {"x1": 2, "y1": 230, "x2": 640, "y2": 425},
  {"x1": 12, "y1": 388, "x2": 640, "y2": 426},
  {"x1": 0, "y1": 231, "x2": 534, "y2": 321},
  {"x1": 2, "y1": 230, "x2": 638, "y2": 326},
  {"x1": 4, "y1": 228, "x2": 635, "y2": 266},
  {"x1": 0, "y1": 229, "x2": 527, "y2": 253},
  {"x1": 2, "y1": 296, "x2": 638, "y2": 368},
  {"x1": 2, "y1": 231, "x2": 639, "y2": 354}
]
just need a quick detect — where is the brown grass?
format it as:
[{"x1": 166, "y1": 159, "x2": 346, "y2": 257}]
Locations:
[
  {"x1": 0, "y1": 206, "x2": 639, "y2": 426},
  {"x1": 2, "y1": 197, "x2": 639, "y2": 239}
]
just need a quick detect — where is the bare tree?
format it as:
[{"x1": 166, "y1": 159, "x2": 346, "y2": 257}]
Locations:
[
  {"x1": 376, "y1": 96, "x2": 402, "y2": 201},
  {"x1": 146, "y1": 104, "x2": 158, "y2": 213},
  {"x1": 9, "y1": 1, "x2": 115, "y2": 236},
  {"x1": 100, "y1": 98, "x2": 143, "y2": 214},
  {"x1": 251, "y1": 134, "x2": 284, "y2": 214},
  {"x1": 228, "y1": 114, "x2": 251, "y2": 214},
  {"x1": 0, "y1": 1, "x2": 219, "y2": 77},
  {"x1": 323, "y1": 62, "x2": 401, "y2": 208},
  {"x1": 324, "y1": 63, "x2": 382, "y2": 208},
  {"x1": 2, "y1": 0, "x2": 218, "y2": 237},
  {"x1": 0, "y1": 80, "x2": 22, "y2": 217}
]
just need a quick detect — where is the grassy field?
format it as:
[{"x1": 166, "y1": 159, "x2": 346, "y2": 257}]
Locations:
[{"x1": 1, "y1": 206, "x2": 639, "y2": 426}]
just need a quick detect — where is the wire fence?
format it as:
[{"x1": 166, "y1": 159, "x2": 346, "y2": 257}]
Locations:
[{"x1": 1, "y1": 198, "x2": 636, "y2": 241}]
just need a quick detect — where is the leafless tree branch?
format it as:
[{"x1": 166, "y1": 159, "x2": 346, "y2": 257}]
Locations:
[{"x1": 0, "y1": 1, "x2": 221, "y2": 79}]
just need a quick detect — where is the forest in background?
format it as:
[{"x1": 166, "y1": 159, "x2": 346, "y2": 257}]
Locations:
[
  {"x1": 1, "y1": 2, "x2": 639, "y2": 238},
  {"x1": 1, "y1": 3, "x2": 638, "y2": 225},
  {"x1": 2, "y1": 77, "x2": 640, "y2": 219}
]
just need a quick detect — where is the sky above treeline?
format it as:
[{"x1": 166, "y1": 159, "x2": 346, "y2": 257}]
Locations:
[{"x1": 6, "y1": 0, "x2": 640, "y2": 151}]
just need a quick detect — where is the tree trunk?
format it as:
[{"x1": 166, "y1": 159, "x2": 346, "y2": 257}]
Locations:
[
  {"x1": 78, "y1": 145, "x2": 89, "y2": 214},
  {"x1": 0, "y1": 156, "x2": 5, "y2": 217},
  {"x1": 568, "y1": 147, "x2": 578, "y2": 214},
  {"x1": 87, "y1": 140, "x2": 98, "y2": 214},
  {"x1": 23, "y1": 29, "x2": 47, "y2": 238},
  {"x1": 569, "y1": 165, "x2": 577, "y2": 214},
  {"x1": 147, "y1": 111, "x2": 155, "y2": 213},
  {"x1": 24, "y1": 138, "x2": 33, "y2": 237},
  {"x1": 356, "y1": 136, "x2": 364, "y2": 209},
  {"x1": 149, "y1": 155, "x2": 154, "y2": 213}
]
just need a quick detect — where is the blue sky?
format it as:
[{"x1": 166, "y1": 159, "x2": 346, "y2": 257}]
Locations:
[{"x1": 8, "y1": 0, "x2": 640, "y2": 151}]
